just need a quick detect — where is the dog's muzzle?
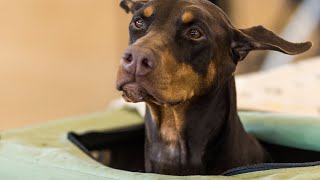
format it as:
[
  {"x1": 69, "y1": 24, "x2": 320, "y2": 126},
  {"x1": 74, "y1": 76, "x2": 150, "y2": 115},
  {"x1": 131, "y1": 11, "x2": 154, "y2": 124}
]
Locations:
[{"x1": 116, "y1": 46, "x2": 157, "y2": 103}]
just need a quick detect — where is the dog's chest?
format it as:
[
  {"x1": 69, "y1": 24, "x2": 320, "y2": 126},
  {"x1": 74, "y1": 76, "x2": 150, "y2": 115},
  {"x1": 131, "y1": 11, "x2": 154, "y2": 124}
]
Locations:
[
  {"x1": 147, "y1": 140, "x2": 187, "y2": 174},
  {"x1": 147, "y1": 138, "x2": 206, "y2": 175},
  {"x1": 145, "y1": 105, "x2": 206, "y2": 174}
]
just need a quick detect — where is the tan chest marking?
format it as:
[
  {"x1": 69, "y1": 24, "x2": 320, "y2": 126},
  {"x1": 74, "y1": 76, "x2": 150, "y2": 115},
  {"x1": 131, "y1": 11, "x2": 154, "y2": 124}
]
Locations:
[{"x1": 147, "y1": 102, "x2": 189, "y2": 145}]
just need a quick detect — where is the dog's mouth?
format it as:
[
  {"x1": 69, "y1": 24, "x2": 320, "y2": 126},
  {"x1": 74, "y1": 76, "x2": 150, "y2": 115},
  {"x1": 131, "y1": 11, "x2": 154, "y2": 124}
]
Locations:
[
  {"x1": 117, "y1": 81, "x2": 183, "y2": 106},
  {"x1": 116, "y1": 80, "x2": 157, "y2": 103},
  {"x1": 120, "y1": 83, "x2": 150, "y2": 103}
]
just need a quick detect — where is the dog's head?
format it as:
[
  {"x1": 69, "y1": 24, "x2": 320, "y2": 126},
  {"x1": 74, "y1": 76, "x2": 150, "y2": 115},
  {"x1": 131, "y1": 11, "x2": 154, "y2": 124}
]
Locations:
[{"x1": 116, "y1": 0, "x2": 311, "y2": 106}]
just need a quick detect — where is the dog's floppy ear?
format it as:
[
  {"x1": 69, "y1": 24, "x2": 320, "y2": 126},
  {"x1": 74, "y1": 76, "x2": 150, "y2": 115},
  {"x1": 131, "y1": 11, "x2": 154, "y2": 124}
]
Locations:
[
  {"x1": 120, "y1": 0, "x2": 149, "y2": 14},
  {"x1": 231, "y1": 25, "x2": 312, "y2": 63}
]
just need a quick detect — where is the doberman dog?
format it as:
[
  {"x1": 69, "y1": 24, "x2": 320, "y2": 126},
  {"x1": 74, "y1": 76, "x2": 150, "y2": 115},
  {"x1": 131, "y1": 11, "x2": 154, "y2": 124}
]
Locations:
[{"x1": 115, "y1": 0, "x2": 312, "y2": 175}]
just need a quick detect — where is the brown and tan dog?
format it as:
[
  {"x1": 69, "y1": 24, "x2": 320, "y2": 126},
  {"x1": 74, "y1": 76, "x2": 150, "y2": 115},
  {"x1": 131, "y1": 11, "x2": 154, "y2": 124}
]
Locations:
[{"x1": 115, "y1": 0, "x2": 311, "y2": 175}]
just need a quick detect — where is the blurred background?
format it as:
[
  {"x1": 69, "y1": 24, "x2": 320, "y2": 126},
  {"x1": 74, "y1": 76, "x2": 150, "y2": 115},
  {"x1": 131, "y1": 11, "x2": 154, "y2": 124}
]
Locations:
[{"x1": 0, "y1": 0, "x2": 319, "y2": 130}]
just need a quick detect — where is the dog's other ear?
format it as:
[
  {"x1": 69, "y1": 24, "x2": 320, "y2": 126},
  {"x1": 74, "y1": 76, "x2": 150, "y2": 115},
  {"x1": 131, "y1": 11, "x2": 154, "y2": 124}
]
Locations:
[
  {"x1": 120, "y1": 0, "x2": 149, "y2": 14},
  {"x1": 231, "y1": 25, "x2": 312, "y2": 63}
]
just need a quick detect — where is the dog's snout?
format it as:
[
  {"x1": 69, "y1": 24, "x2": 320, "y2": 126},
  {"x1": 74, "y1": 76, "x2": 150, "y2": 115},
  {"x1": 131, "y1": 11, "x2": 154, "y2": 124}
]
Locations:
[{"x1": 121, "y1": 47, "x2": 156, "y2": 76}]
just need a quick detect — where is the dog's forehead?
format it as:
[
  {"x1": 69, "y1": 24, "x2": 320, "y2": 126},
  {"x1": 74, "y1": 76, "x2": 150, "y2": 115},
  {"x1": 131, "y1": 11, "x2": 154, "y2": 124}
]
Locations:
[{"x1": 140, "y1": 0, "x2": 224, "y2": 24}]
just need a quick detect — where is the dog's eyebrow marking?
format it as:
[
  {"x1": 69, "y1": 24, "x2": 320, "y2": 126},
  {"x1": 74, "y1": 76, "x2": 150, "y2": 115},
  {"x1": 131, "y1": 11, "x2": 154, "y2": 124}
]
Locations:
[
  {"x1": 143, "y1": 6, "x2": 154, "y2": 17},
  {"x1": 181, "y1": 11, "x2": 194, "y2": 24}
]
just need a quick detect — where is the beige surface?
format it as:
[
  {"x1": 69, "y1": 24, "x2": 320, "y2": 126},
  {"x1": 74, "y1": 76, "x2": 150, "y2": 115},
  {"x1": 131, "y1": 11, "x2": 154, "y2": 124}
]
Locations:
[
  {"x1": 0, "y1": 0, "x2": 131, "y2": 130},
  {"x1": 237, "y1": 57, "x2": 320, "y2": 116}
]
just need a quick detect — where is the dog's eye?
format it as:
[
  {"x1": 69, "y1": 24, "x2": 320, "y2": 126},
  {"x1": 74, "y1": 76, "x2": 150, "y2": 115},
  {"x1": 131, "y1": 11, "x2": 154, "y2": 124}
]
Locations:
[
  {"x1": 134, "y1": 18, "x2": 144, "y2": 29},
  {"x1": 187, "y1": 29, "x2": 203, "y2": 40}
]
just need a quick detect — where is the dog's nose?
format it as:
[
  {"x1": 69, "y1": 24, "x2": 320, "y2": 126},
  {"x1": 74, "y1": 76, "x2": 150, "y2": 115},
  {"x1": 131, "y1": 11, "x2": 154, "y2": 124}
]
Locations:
[{"x1": 121, "y1": 47, "x2": 156, "y2": 76}]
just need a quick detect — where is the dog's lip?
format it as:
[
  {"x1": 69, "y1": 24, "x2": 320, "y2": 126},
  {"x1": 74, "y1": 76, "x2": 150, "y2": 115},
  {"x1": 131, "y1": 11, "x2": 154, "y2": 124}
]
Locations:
[
  {"x1": 116, "y1": 83, "x2": 125, "y2": 91},
  {"x1": 116, "y1": 78, "x2": 132, "y2": 91},
  {"x1": 119, "y1": 82, "x2": 166, "y2": 105},
  {"x1": 117, "y1": 80, "x2": 184, "y2": 106},
  {"x1": 120, "y1": 82, "x2": 153, "y2": 103}
]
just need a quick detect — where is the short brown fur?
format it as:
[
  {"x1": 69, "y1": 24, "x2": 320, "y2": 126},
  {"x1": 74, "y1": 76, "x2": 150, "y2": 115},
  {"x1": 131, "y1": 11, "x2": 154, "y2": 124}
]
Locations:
[{"x1": 116, "y1": 0, "x2": 312, "y2": 175}]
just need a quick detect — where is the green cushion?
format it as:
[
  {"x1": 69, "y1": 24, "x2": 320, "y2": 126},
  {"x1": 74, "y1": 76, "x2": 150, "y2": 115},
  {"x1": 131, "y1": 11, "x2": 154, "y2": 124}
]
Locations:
[
  {"x1": 240, "y1": 112, "x2": 320, "y2": 151},
  {"x1": 1, "y1": 109, "x2": 320, "y2": 179}
]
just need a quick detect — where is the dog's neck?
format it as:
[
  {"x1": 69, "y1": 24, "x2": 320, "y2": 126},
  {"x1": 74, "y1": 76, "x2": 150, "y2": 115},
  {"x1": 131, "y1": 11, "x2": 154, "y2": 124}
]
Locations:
[
  {"x1": 144, "y1": 77, "x2": 267, "y2": 175},
  {"x1": 147, "y1": 77, "x2": 236, "y2": 143}
]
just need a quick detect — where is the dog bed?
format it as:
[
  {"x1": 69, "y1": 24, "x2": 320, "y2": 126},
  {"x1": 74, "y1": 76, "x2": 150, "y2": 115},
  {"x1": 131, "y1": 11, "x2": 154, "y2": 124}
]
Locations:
[{"x1": 1, "y1": 108, "x2": 320, "y2": 179}]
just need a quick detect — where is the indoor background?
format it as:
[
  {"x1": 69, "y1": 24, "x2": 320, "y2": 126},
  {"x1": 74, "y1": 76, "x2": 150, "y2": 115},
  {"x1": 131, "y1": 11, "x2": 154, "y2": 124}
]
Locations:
[{"x1": 1, "y1": 0, "x2": 319, "y2": 130}]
